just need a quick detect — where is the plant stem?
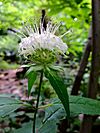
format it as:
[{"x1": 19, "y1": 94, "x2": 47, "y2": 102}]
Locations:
[{"x1": 33, "y1": 70, "x2": 43, "y2": 133}]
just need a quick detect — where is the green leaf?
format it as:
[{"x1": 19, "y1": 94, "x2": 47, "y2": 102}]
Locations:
[
  {"x1": 49, "y1": 65, "x2": 63, "y2": 72},
  {"x1": 25, "y1": 65, "x2": 43, "y2": 75},
  {"x1": 45, "y1": 96, "x2": 100, "y2": 116},
  {"x1": 70, "y1": 96, "x2": 100, "y2": 115},
  {"x1": 43, "y1": 104, "x2": 65, "y2": 123},
  {"x1": 44, "y1": 67, "x2": 70, "y2": 118},
  {"x1": 29, "y1": 65, "x2": 43, "y2": 72},
  {"x1": 0, "y1": 97, "x2": 22, "y2": 117},
  {"x1": 12, "y1": 121, "x2": 32, "y2": 133},
  {"x1": 38, "y1": 120, "x2": 57, "y2": 133},
  {"x1": 21, "y1": 64, "x2": 33, "y2": 68},
  {"x1": 0, "y1": 97, "x2": 22, "y2": 105},
  {"x1": 43, "y1": 96, "x2": 100, "y2": 125},
  {"x1": 26, "y1": 68, "x2": 37, "y2": 96},
  {"x1": 0, "y1": 104, "x2": 22, "y2": 117},
  {"x1": 39, "y1": 102, "x2": 64, "y2": 133}
]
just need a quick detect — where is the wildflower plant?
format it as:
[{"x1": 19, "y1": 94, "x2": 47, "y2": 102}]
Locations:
[{"x1": 18, "y1": 10, "x2": 70, "y2": 133}]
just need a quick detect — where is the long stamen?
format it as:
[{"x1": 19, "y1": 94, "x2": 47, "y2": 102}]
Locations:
[
  {"x1": 17, "y1": 30, "x2": 27, "y2": 38},
  {"x1": 26, "y1": 25, "x2": 31, "y2": 34},
  {"x1": 29, "y1": 25, "x2": 34, "y2": 35},
  {"x1": 47, "y1": 22, "x2": 53, "y2": 33},
  {"x1": 23, "y1": 25, "x2": 30, "y2": 35},
  {"x1": 60, "y1": 30, "x2": 71, "y2": 38},
  {"x1": 52, "y1": 23, "x2": 61, "y2": 34}
]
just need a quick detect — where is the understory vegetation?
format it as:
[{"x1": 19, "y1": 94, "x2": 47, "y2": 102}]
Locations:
[{"x1": 0, "y1": 0, "x2": 100, "y2": 133}]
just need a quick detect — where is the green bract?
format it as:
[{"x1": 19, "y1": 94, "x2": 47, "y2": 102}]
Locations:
[{"x1": 29, "y1": 49, "x2": 57, "y2": 65}]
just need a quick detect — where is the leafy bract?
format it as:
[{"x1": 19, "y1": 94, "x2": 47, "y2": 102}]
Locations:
[
  {"x1": 25, "y1": 67, "x2": 37, "y2": 96},
  {"x1": 25, "y1": 65, "x2": 43, "y2": 73},
  {"x1": 49, "y1": 65, "x2": 63, "y2": 72},
  {"x1": 44, "y1": 67, "x2": 70, "y2": 118}
]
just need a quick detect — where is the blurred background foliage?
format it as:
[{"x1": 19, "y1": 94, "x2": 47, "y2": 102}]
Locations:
[
  {"x1": 0, "y1": 0, "x2": 91, "y2": 95},
  {"x1": 0, "y1": 1, "x2": 96, "y2": 132},
  {"x1": 0, "y1": 0, "x2": 91, "y2": 93},
  {"x1": 0, "y1": 0, "x2": 91, "y2": 68},
  {"x1": 0, "y1": 0, "x2": 91, "y2": 80}
]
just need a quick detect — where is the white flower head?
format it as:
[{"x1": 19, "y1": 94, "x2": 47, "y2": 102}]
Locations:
[{"x1": 18, "y1": 20, "x2": 68, "y2": 64}]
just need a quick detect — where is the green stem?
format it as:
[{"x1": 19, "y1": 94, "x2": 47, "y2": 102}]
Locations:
[{"x1": 33, "y1": 70, "x2": 43, "y2": 133}]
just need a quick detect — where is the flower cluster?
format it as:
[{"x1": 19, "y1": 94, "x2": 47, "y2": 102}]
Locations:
[{"x1": 18, "y1": 21, "x2": 68, "y2": 64}]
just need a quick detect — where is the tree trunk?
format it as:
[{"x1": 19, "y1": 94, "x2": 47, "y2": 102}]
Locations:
[
  {"x1": 80, "y1": 0, "x2": 100, "y2": 133},
  {"x1": 71, "y1": 26, "x2": 92, "y2": 95}
]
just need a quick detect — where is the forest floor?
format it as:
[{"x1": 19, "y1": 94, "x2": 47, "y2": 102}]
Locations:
[
  {"x1": 0, "y1": 69, "x2": 28, "y2": 99},
  {"x1": 0, "y1": 69, "x2": 33, "y2": 133}
]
